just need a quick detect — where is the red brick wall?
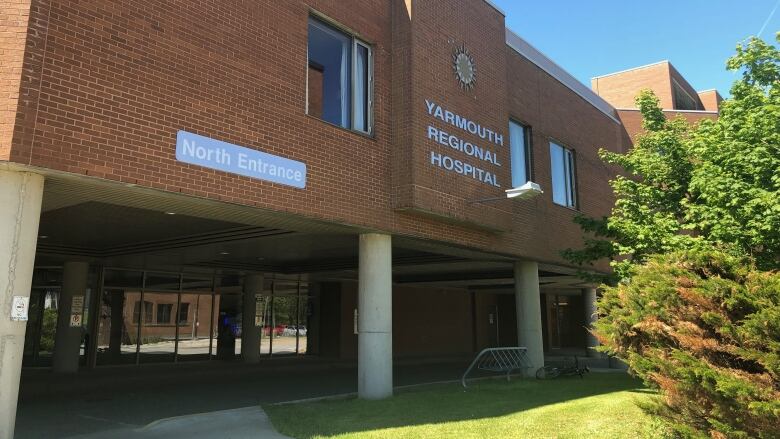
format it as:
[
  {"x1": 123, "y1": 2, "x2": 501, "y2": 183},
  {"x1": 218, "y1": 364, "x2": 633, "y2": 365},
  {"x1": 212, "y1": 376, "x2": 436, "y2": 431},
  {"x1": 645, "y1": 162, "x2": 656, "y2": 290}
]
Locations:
[
  {"x1": 617, "y1": 109, "x2": 718, "y2": 145},
  {"x1": 592, "y1": 62, "x2": 674, "y2": 109},
  {"x1": 8, "y1": 0, "x2": 626, "y2": 268},
  {"x1": 505, "y1": 48, "x2": 624, "y2": 265},
  {"x1": 698, "y1": 90, "x2": 722, "y2": 112},
  {"x1": 0, "y1": 0, "x2": 32, "y2": 160},
  {"x1": 393, "y1": 0, "x2": 511, "y2": 231},
  {"x1": 392, "y1": 285, "x2": 474, "y2": 356}
]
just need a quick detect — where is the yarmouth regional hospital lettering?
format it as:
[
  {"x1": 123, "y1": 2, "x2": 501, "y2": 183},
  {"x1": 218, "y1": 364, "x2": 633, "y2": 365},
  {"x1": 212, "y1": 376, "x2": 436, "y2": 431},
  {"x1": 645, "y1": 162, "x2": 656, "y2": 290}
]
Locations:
[
  {"x1": 425, "y1": 99, "x2": 503, "y2": 187},
  {"x1": 176, "y1": 131, "x2": 306, "y2": 189}
]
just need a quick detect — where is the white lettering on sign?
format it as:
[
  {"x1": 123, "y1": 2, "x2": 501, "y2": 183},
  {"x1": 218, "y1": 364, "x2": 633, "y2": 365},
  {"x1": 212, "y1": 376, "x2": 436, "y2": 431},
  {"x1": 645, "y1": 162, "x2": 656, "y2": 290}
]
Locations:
[
  {"x1": 430, "y1": 151, "x2": 498, "y2": 187},
  {"x1": 176, "y1": 131, "x2": 307, "y2": 189},
  {"x1": 425, "y1": 99, "x2": 504, "y2": 146},
  {"x1": 426, "y1": 126, "x2": 501, "y2": 166},
  {"x1": 424, "y1": 99, "x2": 504, "y2": 188}
]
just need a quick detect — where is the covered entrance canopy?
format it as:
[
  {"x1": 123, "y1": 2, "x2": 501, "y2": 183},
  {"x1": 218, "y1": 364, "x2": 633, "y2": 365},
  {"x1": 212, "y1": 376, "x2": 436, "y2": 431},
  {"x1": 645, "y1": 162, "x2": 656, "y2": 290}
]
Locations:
[{"x1": 20, "y1": 171, "x2": 594, "y2": 388}]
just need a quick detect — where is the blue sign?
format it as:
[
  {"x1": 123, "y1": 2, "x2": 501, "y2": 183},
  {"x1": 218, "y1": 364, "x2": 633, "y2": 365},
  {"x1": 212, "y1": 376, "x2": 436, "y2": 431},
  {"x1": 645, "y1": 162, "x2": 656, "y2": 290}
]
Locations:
[{"x1": 176, "y1": 131, "x2": 306, "y2": 189}]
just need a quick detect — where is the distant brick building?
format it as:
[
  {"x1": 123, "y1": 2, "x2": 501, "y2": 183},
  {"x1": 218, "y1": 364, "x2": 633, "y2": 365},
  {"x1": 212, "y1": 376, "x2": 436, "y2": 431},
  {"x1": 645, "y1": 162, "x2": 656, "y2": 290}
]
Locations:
[
  {"x1": 592, "y1": 60, "x2": 720, "y2": 144},
  {"x1": 0, "y1": 0, "x2": 718, "y2": 434}
]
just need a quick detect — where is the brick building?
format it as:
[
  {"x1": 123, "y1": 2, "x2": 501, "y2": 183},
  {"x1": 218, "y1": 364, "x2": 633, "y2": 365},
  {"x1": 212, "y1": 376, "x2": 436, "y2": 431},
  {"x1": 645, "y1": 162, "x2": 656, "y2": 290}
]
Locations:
[{"x1": 0, "y1": 0, "x2": 718, "y2": 434}]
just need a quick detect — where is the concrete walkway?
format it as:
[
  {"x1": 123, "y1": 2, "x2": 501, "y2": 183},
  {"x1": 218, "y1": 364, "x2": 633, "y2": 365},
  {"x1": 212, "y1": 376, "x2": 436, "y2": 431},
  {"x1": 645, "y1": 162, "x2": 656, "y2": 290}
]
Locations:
[{"x1": 70, "y1": 407, "x2": 290, "y2": 439}]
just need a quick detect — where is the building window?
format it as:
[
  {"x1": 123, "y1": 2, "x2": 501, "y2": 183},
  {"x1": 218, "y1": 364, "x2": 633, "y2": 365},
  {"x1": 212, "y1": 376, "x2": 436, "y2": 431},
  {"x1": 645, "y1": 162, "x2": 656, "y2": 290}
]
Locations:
[
  {"x1": 178, "y1": 303, "x2": 190, "y2": 324},
  {"x1": 307, "y1": 16, "x2": 372, "y2": 134},
  {"x1": 133, "y1": 301, "x2": 153, "y2": 324},
  {"x1": 549, "y1": 142, "x2": 577, "y2": 208},
  {"x1": 156, "y1": 304, "x2": 172, "y2": 324},
  {"x1": 672, "y1": 79, "x2": 699, "y2": 111},
  {"x1": 509, "y1": 120, "x2": 531, "y2": 188}
]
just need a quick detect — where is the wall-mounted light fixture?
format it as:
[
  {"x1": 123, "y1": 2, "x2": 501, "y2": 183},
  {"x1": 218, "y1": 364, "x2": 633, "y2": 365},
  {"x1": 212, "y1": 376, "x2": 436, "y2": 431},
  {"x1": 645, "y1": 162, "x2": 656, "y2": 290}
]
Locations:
[{"x1": 469, "y1": 181, "x2": 543, "y2": 204}]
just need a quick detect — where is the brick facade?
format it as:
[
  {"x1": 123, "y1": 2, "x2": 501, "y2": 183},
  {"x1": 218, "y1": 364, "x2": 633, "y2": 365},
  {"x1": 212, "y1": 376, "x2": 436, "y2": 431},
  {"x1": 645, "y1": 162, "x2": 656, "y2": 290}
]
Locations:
[
  {"x1": 0, "y1": 0, "x2": 32, "y2": 160},
  {"x1": 1, "y1": 0, "x2": 716, "y2": 268}
]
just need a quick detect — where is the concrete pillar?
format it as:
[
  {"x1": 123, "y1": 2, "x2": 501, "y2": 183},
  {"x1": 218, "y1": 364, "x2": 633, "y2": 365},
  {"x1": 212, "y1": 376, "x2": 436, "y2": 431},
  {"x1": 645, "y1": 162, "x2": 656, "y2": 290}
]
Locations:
[
  {"x1": 0, "y1": 168, "x2": 44, "y2": 439},
  {"x1": 241, "y1": 274, "x2": 264, "y2": 363},
  {"x1": 514, "y1": 260, "x2": 544, "y2": 373},
  {"x1": 357, "y1": 233, "x2": 392, "y2": 400},
  {"x1": 53, "y1": 261, "x2": 89, "y2": 373},
  {"x1": 584, "y1": 287, "x2": 601, "y2": 357}
]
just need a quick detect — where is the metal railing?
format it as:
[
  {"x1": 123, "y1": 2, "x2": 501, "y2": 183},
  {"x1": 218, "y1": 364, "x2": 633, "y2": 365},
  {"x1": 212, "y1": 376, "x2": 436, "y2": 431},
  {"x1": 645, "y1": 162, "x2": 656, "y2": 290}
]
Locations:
[{"x1": 461, "y1": 347, "x2": 532, "y2": 388}]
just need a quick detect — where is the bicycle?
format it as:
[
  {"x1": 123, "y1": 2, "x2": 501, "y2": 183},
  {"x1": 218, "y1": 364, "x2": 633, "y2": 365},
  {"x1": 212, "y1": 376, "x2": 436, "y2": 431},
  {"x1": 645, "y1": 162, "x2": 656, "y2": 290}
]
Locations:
[{"x1": 535, "y1": 355, "x2": 589, "y2": 379}]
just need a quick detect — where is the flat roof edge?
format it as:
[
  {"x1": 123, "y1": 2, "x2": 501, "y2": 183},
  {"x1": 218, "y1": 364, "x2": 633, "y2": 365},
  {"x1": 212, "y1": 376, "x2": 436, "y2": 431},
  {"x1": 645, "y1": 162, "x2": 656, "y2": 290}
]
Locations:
[
  {"x1": 505, "y1": 28, "x2": 621, "y2": 125},
  {"x1": 482, "y1": 0, "x2": 506, "y2": 16},
  {"x1": 616, "y1": 107, "x2": 719, "y2": 114},
  {"x1": 591, "y1": 60, "x2": 669, "y2": 80}
]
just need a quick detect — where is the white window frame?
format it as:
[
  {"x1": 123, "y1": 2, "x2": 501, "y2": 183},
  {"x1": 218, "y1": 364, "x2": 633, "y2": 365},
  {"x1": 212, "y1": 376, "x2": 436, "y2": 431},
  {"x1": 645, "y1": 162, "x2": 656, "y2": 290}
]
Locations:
[
  {"x1": 307, "y1": 15, "x2": 374, "y2": 135},
  {"x1": 550, "y1": 141, "x2": 577, "y2": 208},
  {"x1": 509, "y1": 119, "x2": 532, "y2": 188}
]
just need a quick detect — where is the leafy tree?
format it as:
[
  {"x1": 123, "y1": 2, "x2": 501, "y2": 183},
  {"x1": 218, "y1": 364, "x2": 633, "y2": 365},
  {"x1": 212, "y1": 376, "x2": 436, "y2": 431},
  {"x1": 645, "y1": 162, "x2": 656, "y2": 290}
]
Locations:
[
  {"x1": 563, "y1": 34, "x2": 780, "y2": 281},
  {"x1": 564, "y1": 34, "x2": 780, "y2": 438}
]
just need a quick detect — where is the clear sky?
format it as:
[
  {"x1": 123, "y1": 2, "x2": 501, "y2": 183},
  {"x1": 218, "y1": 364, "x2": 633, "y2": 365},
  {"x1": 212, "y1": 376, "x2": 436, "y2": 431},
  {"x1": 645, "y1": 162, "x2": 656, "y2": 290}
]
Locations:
[{"x1": 492, "y1": 0, "x2": 780, "y2": 98}]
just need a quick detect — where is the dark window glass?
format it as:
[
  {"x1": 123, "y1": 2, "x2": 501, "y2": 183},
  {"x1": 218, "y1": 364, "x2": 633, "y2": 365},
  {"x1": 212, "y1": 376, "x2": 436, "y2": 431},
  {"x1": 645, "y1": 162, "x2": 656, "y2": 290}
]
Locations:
[
  {"x1": 550, "y1": 142, "x2": 577, "y2": 208},
  {"x1": 308, "y1": 17, "x2": 371, "y2": 133},
  {"x1": 157, "y1": 304, "x2": 172, "y2": 324},
  {"x1": 133, "y1": 301, "x2": 153, "y2": 324},
  {"x1": 178, "y1": 303, "x2": 190, "y2": 324},
  {"x1": 673, "y1": 80, "x2": 699, "y2": 110},
  {"x1": 509, "y1": 121, "x2": 531, "y2": 187}
]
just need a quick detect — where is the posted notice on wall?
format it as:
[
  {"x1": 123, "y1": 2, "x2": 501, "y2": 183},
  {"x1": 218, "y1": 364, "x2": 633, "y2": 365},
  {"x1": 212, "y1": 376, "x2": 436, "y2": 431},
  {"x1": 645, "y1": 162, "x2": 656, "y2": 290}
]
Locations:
[
  {"x1": 70, "y1": 295, "x2": 84, "y2": 327},
  {"x1": 11, "y1": 296, "x2": 29, "y2": 321}
]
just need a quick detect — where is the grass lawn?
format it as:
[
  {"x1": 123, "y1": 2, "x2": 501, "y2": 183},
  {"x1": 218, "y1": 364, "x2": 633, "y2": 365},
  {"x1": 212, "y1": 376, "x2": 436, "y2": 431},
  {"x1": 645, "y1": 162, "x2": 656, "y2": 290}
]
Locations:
[{"x1": 265, "y1": 372, "x2": 657, "y2": 439}]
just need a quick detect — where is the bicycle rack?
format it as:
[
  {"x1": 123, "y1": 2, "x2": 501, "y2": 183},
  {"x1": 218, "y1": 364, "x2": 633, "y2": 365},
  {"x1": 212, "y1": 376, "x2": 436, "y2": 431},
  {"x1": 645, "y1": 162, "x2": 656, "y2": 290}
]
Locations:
[{"x1": 461, "y1": 347, "x2": 533, "y2": 388}]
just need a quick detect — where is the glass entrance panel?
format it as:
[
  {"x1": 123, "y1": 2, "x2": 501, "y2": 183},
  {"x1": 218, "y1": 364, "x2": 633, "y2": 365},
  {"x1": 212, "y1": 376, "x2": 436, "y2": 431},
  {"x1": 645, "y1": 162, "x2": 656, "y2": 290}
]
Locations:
[
  {"x1": 271, "y1": 294, "x2": 298, "y2": 355},
  {"x1": 96, "y1": 288, "x2": 139, "y2": 365},
  {"x1": 176, "y1": 292, "x2": 214, "y2": 362},
  {"x1": 298, "y1": 294, "x2": 312, "y2": 355},
  {"x1": 215, "y1": 292, "x2": 240, "y2": 360},
  {"x1": 37, "y1": 289, "x2": 60, "y2": 365},
  {"x1": 23, "y1": 290, "x2": 42, "y2": 364},
  {"x1": 137, "y1": 292, "x2": 177, "y2": 363}
]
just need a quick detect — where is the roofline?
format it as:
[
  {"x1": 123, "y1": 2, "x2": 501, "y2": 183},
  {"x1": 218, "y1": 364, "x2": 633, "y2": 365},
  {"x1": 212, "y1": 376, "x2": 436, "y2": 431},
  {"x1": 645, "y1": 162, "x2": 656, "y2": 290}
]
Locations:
[
  {"x1": 615, "y1": 107, "x2": 719, "y2": 115},
  {"x1": 482, "y1": 0, "x2": 506, "y2": 16},
  {"x1": 505, "y1": 28, "x2": 621, "y2": 125},
  {"x1": 696, "y1": 88, "x2": 722, "y2": 95},
  {"x1": 591, "y1": 60, "x2": 669, "y2": 80}
]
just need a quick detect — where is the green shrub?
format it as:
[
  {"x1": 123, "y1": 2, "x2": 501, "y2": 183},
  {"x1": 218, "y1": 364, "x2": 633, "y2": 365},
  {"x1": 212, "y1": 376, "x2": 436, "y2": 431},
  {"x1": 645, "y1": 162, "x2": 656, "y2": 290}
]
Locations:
[
  {"x1": 38, "y1": 309, "x2": 59, "y2": 353},
  {"x1": 596, "y1": 249, "x2": 780, "y2": 438}
]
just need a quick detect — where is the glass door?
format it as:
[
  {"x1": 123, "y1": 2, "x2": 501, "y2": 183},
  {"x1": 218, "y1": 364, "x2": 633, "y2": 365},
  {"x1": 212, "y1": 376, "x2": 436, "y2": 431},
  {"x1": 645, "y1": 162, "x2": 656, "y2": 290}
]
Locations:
[
  {"x1": 177, "y1": 275, "x2": 216, "y2": 362},
  {"x1": 22, "y1": 289, "x2": 58, "y2": 366},
  {"x1": 258, "y1": 280, "x2": 310, "y2": 356}
]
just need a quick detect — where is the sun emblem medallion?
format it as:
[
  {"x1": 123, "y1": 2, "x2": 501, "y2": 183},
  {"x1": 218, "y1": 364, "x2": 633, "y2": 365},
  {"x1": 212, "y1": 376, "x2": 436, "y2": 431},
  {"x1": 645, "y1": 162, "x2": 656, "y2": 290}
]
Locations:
[{"x1": 453, "y1": 44, "x2": 476, "y2": 90}]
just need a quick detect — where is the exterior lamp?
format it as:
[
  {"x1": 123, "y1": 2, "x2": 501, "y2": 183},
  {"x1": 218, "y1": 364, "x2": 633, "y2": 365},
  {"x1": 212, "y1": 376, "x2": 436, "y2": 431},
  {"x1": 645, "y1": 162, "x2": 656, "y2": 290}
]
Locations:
[{"x1": 469, "y1": 181, "x2": 543, "y2": 204}]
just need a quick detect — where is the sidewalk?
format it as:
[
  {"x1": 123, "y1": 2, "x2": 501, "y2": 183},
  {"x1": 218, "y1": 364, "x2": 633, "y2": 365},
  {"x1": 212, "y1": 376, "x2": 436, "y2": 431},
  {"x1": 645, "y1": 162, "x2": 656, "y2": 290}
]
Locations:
[{"x1": 68, "y1": 407, "x2": 290, "y2": 439}]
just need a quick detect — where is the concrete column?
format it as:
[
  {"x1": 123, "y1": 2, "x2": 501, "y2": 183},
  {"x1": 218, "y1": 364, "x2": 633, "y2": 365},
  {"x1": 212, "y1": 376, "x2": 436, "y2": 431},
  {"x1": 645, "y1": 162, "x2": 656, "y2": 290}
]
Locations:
[
  {"x1": 241, "y1": 274, "x2": 264, "y2": 363},
  {"x1": 514, "y1": 260, "x2": 544, "y2": 373},
  {"x1": 358, "y1": 233, "x2": 392, "y2": 400},
  {"x1": 584, "y1": 287, "x2": 601, "y2": 357},
  {"x1": 53, "y1": 261, "x2": 89, "y2": 373},
  {"x1": 0, "y1": 168, "x2": 44, "y2": 439}
]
